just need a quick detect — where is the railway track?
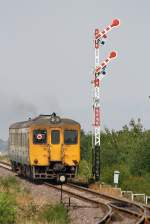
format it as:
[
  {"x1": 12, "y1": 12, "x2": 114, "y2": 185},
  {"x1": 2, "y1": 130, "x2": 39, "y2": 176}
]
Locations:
[
  {"x1": 0, "y1": 161, "x2": 149, "y2": 224},
  {"x1": 45, "y1": 182, "x2": 145, "y2": 224},
  {"x1": 0, "y1": 161, "x2": 112, "y2": 223},
  {"x1": 67, "y1": 183, "x2": 144, "y2": 213},
  {"x1": 0, "y1": 160, "x2": 11, "y2": 170},
  {"x1": 44, "y1": 182, "x2": 112, "y2": 224}
]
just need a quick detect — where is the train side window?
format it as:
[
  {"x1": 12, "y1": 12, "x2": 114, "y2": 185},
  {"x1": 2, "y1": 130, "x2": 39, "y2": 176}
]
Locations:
[
  {"x1": 12, "y1": 134, "x2": 14, "y2": 145},
  {"x1": 12, "y1": 133, "x2": 14, "y2": 145},
  {"x1": 64, "y1": 130, "x2": 78, "y2": 144},
  {"x1": 15, "y1": 133, "x2": 17, "y2": 146},
  {"x1": 33, "y1": 130, "x2": 47, "y2": 144},
  {"x1": 22, "y1": 133, "x2": 24, "y2": 146},
  {"x1": 20, "y1": 133, "x2": 22, "y2": 146},
  {"x1": 24, "y1": 133, "x2": 27, "y2": 147},
  {"x1": 25, "y1": 134, "x2": 27, "y2": 146},
  {"x1": 26, "y1": 133, "x2": 28, "y2": 146},
  {"x1": 24, "y1": 133, "x2": 26, "y2": 146},
  {"x1": 9, "y1": 133, "x2": 12, "y2": 145},
  {"x1": 51, "y1": 130, "x2": 60, "y2": 144}
]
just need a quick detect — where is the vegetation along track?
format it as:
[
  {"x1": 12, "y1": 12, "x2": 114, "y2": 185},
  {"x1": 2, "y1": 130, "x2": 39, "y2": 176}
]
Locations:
[
  {"x1": 0, "y1": 161, "x2": 148, "y2": 223},
  {"x1": 0, "y1": 161, "x2": 111, "y2": 223},
  {"x1": 45, "y1": 182, "x2": 147, "y2": 224}
]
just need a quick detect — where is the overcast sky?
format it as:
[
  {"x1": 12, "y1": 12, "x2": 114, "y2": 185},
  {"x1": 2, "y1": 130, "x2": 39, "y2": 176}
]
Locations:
[{"x1": 0, "y1": 0, "x2": 150, "y2": 140}]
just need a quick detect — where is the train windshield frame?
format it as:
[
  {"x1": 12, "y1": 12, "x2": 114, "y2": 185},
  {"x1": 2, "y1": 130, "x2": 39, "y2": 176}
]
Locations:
[
  {"x1": 51, "y1": 130, "x2": 60, "y2": 144},
  {"x1": 33, "y1": 129, "x2": 47, "y2": 144},
  {"x1": 64, "y1": 130, "x2": 78, "y2": 145}
]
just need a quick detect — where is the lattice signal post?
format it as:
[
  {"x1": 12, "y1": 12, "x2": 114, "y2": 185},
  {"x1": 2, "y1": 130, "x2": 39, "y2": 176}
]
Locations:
[{"x1": 92, "y1": 19, "x2": 120, "y2": 181}]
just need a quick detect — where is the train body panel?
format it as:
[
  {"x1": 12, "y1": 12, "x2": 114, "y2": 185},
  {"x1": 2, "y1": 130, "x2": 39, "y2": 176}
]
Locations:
[
  {"x1": 9, "y1": 128, "x2": 30, "y2": 165},
  {"x1": 9, "y1": 114, "x2": 80, "y2": 180},
  {"x1": 62, "y1": 125, "x2": 80, "y2": 166},
  {"x1": 29, "y1": 125, "x2": 50, "y2": 166}
]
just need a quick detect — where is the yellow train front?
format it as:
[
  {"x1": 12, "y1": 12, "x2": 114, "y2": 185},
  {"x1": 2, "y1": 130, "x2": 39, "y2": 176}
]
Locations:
[{"x1": 9, "y1": 114, "x2": 80, "y2": 181}]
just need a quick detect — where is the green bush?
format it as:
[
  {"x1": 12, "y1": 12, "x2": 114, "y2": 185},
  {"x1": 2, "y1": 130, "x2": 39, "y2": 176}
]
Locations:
[
  {"x1": 121, "y1": 175, "x2": 150, "y2": 195},
  {"x1": 0, "y1": 192, "x2": 16, "y2": 224},
  {"x1": 40, "y1": 203, "x2": 69, "y2": 224},
  {"x1": 78, "y1": 160, "x2": 92, "y2": 180},
  {"x1": 101, "y1": 163, "x2": 130, "y2": 186},
  {"x1": 0, "y1": 155, "x2": 9, "y2": 162}
]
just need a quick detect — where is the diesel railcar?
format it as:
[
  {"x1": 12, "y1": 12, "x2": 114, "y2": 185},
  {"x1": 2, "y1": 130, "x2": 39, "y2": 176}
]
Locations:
[{"x1": 9, "y1": 113, "x2": 80, "y2": 181}]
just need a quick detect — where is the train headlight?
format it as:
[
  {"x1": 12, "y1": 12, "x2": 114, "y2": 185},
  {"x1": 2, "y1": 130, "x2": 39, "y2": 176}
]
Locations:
[
  {"x1": 34, "y1": 159, "x2": 38, "y2": 164},
  {"x1": 73, "y1": 160, "x2": 78, "y2": 165}
]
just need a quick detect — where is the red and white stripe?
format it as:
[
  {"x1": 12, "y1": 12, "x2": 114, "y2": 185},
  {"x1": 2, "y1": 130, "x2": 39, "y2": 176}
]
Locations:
[
  {"x1": 95, "y1": 19, "x2": 120, "y2": 40},
  {"x1": 93, "y1": 19, "x2": 120, "y2": 147},
  {"x1": 95, "y1": 51, "x2": 117, "y2": 73}
]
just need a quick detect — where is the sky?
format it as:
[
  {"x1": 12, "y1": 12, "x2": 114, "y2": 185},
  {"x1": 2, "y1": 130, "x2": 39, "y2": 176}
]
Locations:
[{"x1": 0, "y1": 0, "x2": 150, "y2": 140}]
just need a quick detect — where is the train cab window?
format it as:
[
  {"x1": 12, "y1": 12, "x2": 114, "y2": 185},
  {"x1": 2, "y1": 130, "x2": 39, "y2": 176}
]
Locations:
[
  {"x1": 33, "y1": 130, "x2": 47, "y2": 144},
  {"x1": 51, "y1": 130, "x2": 60, "y2": 144},
  {"x1": 64, "y1": 130, "x2": 78, "y2": 144}
]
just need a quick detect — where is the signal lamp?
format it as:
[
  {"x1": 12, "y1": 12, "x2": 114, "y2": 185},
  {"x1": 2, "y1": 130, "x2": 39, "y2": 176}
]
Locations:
[
  {"x1": 101, "y1": 41, "x2": 105, "y2": 45},
  {"x1": 59, "y1": 175, "x2": 66, "y2": 183},
  {"x1": 102, "y1": 71, "x2": 106, "y2": 75},
  {"x1": 95, "y1": 72, "x2": 100, "y2": 77}
]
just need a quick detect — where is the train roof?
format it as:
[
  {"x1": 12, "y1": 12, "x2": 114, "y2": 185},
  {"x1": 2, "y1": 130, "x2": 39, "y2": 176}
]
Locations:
[{"x1": 9, "y1": 114, "x2": 80, "y2": 129}]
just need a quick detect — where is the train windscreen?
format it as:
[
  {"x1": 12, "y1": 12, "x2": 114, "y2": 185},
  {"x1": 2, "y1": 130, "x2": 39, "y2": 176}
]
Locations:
[
  {"x1": 33, "y1": 130, "x2": 47, "y2": 144},
  {"x1": 64, "y1": 130, "x2": 78, "y2": 144}
]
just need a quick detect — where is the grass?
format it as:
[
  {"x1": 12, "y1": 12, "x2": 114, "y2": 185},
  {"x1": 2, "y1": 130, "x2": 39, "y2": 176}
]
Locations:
[
  {"x1": 0, "y1": 154, "x2": 10, "y2": 163},
  {"x1": 0, "y1": 192, "x2": 16, "y2": 224},
  {"x1": 40, "y1": 203, "x2": 69, "y2": 224},
  {"x1": 0, "y1": 176, "x2": 20, "y2": 193},
  {"x1": 77, "y1": 160, "x2": 92, "y2": 181},
  {"x1": 0, "y1": 175, "x2": 70, "y2": 224}
]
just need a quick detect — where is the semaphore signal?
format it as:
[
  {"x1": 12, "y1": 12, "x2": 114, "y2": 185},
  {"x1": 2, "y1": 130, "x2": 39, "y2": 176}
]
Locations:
[{"x1": 92, "y1": 19, "x2": 120, "y2": 181}]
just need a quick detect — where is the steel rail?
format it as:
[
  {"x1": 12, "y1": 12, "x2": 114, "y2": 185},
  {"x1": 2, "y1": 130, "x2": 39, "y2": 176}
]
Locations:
[
  {"x1": 68, "y1": 183, "x2": 144, "y2": 214},
  {"x1": 0, "y1": 161, "x2": 112, "y2": 223},
  {"x1": 0, "y1": 161, "x2": 147, "y2": 223},
  {"x1": 65, "y1": 183, "x2": 146, "y2": 223},
  {"x1": 144, "y1": 205, "x2": 150, "y2": 223},
  {"x1": 44, "y1": 182, "x2": 112, "y2": 224},
  {"x1": 0, "y1": 161, "x2": 12, "y2": 170}
]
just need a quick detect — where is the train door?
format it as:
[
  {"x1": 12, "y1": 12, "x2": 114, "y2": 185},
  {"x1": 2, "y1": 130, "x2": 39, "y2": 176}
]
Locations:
[
  {"x1": 50, "y1": 128, "x2": 62, "y2": 161},
  {"x1": 63, "y1": 129, "x2": 79, "y2": 165}
]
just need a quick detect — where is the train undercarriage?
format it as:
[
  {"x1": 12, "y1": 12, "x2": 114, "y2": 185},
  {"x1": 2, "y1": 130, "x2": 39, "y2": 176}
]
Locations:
[{"x1": 10, "y1": 161, "x2": 76, "y2": 181}]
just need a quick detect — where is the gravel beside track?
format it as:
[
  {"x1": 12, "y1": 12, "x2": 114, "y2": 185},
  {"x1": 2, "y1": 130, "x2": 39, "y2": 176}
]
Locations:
[
  {"x1": 0, "y1": 162, "x2": 147, "y2": 224},
  {"x1": 68, "y1": 183, "x2": 144, "y2": 214},
  {"x1": 46, "y1": 183, "x2": 143, "y2": 224},
  {"x1": 0, "y1": 166, "x2": 108, "y2": 224}
]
